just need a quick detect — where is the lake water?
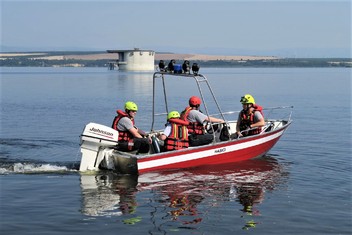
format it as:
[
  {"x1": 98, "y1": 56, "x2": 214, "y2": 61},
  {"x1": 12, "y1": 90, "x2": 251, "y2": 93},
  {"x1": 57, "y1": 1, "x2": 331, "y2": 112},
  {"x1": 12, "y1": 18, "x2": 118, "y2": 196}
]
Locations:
[{"x1": 0, "y1": 67, "x2": 351, "y2": 235}]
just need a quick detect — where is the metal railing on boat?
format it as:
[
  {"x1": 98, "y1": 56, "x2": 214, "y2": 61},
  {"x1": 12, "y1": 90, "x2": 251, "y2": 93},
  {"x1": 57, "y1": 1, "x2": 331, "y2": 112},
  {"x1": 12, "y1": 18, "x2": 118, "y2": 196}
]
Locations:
[{"x1": 151, "y1": 72, "x2": 226, "y2": 136}]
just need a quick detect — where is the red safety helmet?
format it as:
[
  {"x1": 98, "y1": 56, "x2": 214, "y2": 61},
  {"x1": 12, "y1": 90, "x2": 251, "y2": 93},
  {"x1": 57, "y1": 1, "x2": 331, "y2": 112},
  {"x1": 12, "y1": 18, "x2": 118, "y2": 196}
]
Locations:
[{"x1": 189, "y1": 96, "x2": 201, "y2": 106}]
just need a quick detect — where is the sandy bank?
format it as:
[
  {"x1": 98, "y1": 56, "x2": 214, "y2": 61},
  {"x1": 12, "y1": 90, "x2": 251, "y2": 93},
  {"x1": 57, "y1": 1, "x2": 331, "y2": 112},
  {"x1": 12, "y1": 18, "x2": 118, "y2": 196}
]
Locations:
[{"x1": 1, "y1": 52, "x2": 278, "y2": 61}]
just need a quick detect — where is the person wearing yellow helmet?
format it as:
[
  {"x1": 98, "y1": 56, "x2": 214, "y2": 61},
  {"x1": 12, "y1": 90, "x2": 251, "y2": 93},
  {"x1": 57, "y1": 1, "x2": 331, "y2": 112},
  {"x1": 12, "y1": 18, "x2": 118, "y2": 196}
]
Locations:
[
  {"x1": 157, "y1": 111, "x2": 189, "y2": 151},
  {"x1": 124, "y1": 101, "x2": 138, "y2": 112},
  {"x1": 111, "y1": 101, "x2": 150, "y2": 153},
  {"x1": 235, "y1": 94, "x2": 265, "y2": 137}
]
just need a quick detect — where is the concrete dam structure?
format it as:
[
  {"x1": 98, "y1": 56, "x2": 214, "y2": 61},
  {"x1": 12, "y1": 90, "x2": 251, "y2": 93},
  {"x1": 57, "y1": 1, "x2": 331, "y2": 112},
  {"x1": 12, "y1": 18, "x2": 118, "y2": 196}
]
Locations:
[{"x1": 107, "y1": 48, "x2": 155, "y2": 71}]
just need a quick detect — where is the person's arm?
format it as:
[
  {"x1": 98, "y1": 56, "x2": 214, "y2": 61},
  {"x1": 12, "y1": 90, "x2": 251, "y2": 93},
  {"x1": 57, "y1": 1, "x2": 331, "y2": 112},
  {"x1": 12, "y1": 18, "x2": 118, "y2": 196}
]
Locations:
[
  {"x1": 250, "y1": 112, "x2": 265, "y2": 129},
  {"x1": 129, "y1": 127, "x2": 144, "y2": 138},
  {"x1": 158, "y1": 124, "x2": 171, "y2": 141},
  {"x1": 236, "y1": 114, "x2": 242, "y2": 136},
  {"x1": 207, "y1": 116, "x2": 225, "y2": 123},
  {"x1": 195, "y1": 111, "x2": 224, "y2": 124},
  {"x1": 250, "y1": 120, "x2": 265, "y2": 129},
  {"x1": 137, "y1": 128, "x2": 147, "y2": 137},
  {"x1": 120, "y1": 117, "x2": 144, "y2": 138},
  {"x1": 158, "y1": 134, "x2": 167, "y2": 141}
]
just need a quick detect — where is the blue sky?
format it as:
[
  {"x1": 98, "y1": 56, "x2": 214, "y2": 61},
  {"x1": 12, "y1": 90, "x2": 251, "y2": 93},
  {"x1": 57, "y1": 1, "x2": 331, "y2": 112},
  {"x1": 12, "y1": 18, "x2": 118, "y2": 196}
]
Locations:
[{"x1": 1, "y1": 0, "x2": 351, "y2": 57}]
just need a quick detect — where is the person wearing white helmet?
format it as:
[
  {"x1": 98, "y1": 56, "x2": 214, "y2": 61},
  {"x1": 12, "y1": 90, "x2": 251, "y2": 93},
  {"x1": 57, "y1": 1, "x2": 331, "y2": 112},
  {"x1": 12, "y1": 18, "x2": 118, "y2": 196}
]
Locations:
[{"x1": 112, "y1": 101, "x2": 150, "y2": 154}]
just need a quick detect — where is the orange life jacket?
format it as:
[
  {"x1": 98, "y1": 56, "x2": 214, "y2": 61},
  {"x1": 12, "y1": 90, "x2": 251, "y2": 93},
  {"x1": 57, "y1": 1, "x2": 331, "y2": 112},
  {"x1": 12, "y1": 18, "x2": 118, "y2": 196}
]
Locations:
[
  {"x1": 239, "y1": 104, "x2": 264, "y2": 136},
  {"x1": 164, "y1": 118, "x2": 189, "y2": 151},
  {"x1": 111, "y1": 110, "x2": 135, "y2": 141},
  {"x1": 180, "y1": 107, "x2": 205, "y2": 135}
]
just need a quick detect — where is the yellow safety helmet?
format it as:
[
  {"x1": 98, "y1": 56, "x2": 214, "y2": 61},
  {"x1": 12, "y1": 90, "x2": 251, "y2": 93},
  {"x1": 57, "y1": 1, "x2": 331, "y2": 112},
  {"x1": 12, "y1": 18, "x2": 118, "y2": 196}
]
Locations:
[
  {"x1": 240, "y1": 94, "x2": 255, "y2": 104},
  {"x1": 124, "y1": 101, "x2": 138, "y2": 111},
  {"x1": 167, "y1": 111, "x2": 180, "y2": 120}
]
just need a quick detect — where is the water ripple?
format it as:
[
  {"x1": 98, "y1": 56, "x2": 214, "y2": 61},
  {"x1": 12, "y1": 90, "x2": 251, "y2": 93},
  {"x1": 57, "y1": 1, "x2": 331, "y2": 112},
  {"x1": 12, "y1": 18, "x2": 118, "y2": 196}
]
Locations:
[{"x1": 0, "y1": 138, "x2": 76, "y2": 149}]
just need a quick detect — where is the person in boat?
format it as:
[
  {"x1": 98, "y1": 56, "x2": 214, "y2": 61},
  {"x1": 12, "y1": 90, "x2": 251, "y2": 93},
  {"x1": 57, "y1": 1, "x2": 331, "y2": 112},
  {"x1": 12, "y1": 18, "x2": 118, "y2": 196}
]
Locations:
[
  {"x1": 181, "y1": 96, "x2": 225, "y2": 146},
  {"x1": 157, "y1": 111, "x2": 189, "y2": 152},
  {"x1": 111, "y1": 101, "x2": 151, "y2": 154},
  {"x1": 235, "y1": 94, "x2": 265, "y2": 138}
]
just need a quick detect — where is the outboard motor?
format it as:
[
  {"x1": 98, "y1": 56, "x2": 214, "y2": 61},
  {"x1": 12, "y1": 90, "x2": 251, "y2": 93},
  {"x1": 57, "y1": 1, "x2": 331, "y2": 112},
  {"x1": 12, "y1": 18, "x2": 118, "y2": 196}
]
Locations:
[{"x1": 79, "y1": 123, "x2": 119, "y2": 171}]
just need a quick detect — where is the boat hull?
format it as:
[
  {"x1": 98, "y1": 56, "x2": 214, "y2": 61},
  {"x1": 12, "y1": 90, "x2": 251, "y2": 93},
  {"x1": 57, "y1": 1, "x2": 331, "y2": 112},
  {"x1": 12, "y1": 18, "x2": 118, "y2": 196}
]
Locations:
[{"x1": 136, "y1": 123, "x2": 289, "y2": 173}]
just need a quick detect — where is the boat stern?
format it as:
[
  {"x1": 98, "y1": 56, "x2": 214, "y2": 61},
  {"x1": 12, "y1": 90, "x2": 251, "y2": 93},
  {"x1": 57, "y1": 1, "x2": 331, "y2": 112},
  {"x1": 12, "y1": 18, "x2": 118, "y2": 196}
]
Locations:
[
  {"x1": 79, "y1": 123, "x2": 119, "y2": 171},
  {"x1": 113, "y1": 155, "x2": 138, "y2": 175}
]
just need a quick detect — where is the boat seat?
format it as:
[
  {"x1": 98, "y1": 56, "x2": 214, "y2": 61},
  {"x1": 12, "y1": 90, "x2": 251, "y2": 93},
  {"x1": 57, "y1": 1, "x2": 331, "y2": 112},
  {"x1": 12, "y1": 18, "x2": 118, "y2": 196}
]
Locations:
[{"x1": 151, "y1": 136, "x2": 161, "y2": 153}]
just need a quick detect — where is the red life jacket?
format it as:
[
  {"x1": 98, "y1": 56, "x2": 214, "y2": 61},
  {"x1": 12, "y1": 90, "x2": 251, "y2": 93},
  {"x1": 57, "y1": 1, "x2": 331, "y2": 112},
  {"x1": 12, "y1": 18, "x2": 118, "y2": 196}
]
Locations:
[
  {"x1": 180, "y1": 107, "x2": 205, "y2": 135},
  {"x1": 239, "y1": 104, "x2": 264, "y2": 136},
  {"x1": 111, "y1": 110, "x2": 135, "y2": 141},
  {"x1": 164, "y1": 118, "x2": 189, "y2": 151}
]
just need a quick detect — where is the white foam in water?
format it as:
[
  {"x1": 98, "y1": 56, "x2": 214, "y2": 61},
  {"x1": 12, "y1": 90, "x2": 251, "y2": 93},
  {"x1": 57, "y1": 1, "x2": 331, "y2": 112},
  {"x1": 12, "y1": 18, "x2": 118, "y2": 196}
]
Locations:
[
  {"x1": 13, "y1": 163, "x2": 70, "y2": 173},
  {"x1": 0, "y1": 168, "x2": 10, "y2": 174}
]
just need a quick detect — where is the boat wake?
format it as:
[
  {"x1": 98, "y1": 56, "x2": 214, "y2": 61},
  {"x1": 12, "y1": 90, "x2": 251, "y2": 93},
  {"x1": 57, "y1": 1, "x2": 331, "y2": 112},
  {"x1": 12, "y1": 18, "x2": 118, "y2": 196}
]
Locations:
[
  {"x1": 0, "y1": 137, "x2": 80, "y2": 174},
  {"x1": 0, "y1": 159, "x2": 79, "y2": 175}
]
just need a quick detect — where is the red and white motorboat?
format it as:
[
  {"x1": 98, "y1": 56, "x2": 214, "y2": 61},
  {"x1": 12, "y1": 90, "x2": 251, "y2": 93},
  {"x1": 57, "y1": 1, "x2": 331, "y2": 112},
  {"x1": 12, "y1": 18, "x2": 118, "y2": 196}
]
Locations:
[{"x1": 78, "y1": 70, "x2": 293, "y2": 174}]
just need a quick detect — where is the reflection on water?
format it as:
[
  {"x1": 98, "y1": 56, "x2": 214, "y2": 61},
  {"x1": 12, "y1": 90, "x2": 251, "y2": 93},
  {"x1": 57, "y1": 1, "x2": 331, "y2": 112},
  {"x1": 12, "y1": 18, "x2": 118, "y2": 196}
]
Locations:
[
  {"x1": 80, "y1": 173, "x2": 138, "y2": 217},
  {"x1": 79, "y1": 156, "x2": 289, "y2": 229},
  {"x1": 111, "y1": 71, "x2": 154, "y2": 97}
]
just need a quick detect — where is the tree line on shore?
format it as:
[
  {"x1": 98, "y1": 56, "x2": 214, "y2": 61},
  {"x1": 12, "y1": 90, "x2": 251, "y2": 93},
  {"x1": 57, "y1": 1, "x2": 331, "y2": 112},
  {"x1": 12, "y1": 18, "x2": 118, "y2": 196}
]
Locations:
[{"x1": 1, "y1": 55, "x2": 351, "y2": 68}]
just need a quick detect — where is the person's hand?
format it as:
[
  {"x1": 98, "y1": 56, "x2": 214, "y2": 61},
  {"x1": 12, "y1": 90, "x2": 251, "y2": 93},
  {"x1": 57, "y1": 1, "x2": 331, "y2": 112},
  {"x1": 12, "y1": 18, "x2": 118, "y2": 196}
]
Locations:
[
  {"x1": 237, "y1": 131, "x2": 243, "y2": 137},
  {"x1": 147, "y1": 135, "x2": 152, "y2": 144}
]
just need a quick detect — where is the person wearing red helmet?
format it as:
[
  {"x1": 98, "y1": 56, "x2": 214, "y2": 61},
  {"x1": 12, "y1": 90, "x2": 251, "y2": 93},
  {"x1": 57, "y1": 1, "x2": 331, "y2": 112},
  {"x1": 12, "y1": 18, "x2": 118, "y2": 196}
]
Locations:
[{"x1": 181, "y1": 96, "x2": 224, "y2": 146}]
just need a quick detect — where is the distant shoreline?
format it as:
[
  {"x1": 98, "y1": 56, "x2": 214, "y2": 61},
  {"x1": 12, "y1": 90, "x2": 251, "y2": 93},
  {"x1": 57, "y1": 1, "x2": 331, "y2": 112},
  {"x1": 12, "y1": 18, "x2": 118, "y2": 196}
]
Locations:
[
  {"x1": 1, "y1": 51, "x2": 351, "y2": 67},
  {"x1": 0, "y1": 51, "x2": 278, "y2": 61}
]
